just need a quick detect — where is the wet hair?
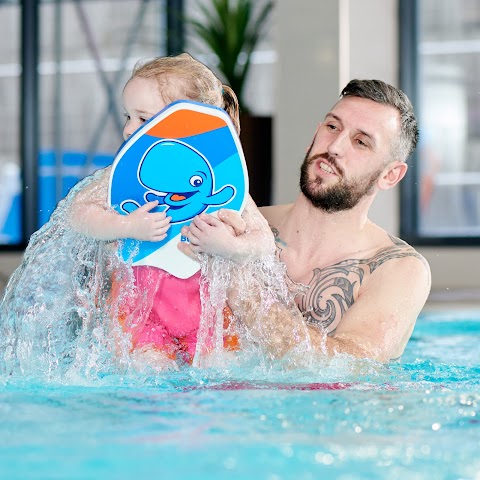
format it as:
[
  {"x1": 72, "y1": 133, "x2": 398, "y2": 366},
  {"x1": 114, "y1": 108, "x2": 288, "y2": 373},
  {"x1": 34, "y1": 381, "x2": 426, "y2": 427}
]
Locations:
[
  {"x1": 340, "y1": 79, "x2": 419, "y2": 162},
  {"x1": 130, "y1": 53, "x2": 240, "y2": 134}
]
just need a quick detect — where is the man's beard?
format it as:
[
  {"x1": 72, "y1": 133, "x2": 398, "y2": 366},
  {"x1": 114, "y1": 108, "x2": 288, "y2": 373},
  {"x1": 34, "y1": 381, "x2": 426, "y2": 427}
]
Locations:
[{"x1": 299, "y1": 152, "x2": 382, "y2": 212}]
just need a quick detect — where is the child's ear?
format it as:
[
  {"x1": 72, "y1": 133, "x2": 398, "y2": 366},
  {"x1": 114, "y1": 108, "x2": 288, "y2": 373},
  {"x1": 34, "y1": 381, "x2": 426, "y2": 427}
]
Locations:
[{"x1": 377, "y1": 161, "x2": 408, "y2": 190}]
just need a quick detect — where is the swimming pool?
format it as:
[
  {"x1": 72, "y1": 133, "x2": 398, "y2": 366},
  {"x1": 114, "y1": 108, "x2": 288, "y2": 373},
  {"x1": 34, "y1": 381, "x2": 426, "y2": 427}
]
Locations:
[{"x1": 0, "y1": 310, "x2": 479, "y2": 480}]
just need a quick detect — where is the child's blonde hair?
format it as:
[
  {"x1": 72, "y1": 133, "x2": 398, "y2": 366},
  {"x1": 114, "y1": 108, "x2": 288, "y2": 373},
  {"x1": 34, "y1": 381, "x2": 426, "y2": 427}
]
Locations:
[{"x1": 130, "y1": 53, "x2": 241, "y2": 134}]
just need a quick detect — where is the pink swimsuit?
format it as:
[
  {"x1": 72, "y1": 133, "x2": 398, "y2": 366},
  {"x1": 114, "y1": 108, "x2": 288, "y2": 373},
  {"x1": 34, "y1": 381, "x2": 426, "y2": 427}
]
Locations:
[
  {"x1": 127, "y1": 267, "x2": 201, "y2": 362},
  {"x1": 114, "y1": 266, "x2": 239, "y2": 364}
]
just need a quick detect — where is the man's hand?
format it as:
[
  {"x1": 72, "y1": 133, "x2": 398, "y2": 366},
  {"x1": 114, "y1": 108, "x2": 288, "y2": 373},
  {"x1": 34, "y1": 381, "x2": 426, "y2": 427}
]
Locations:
[
  {"x1": 178, "y1": 205, "x2": 275, "y2": 263},
  {"x1": 178, "y1": 208, "x2": 247, "y2": 260},
  {"x1": 183, "y1": 213, "x2": 241, "y2": 259},
  {"x1": 217, "y1": 209, "x2": 247, "y2": 235}
]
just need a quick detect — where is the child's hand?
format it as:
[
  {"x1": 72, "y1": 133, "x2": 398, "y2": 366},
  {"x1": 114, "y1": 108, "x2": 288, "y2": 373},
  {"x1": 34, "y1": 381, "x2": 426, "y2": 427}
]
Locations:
[{"x1": 125, "y1": 201, "x2": 171, "y2": 241}]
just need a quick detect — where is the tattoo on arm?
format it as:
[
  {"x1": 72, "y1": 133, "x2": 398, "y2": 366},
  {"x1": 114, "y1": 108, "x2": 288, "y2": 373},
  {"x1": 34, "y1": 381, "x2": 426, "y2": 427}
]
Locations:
[{"x1": 300, "y1": 235, "x2": 426, "y2": 333}]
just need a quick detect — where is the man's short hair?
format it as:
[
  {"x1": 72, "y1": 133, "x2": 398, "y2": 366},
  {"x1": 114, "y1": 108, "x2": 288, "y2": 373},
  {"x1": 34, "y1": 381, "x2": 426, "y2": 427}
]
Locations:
[{"x1": 341, "y1": 79, "x2": 419, "y2": 162}]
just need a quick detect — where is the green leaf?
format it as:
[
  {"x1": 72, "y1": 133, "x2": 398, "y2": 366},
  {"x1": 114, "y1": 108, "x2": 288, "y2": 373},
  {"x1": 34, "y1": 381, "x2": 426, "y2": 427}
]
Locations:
[{"x1": 186, "y1": 0, "x2": 274, "y2": 112}]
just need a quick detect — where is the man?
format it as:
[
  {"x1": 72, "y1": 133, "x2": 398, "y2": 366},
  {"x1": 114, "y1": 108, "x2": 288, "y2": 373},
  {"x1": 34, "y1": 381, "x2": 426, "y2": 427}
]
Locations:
[{"x1": 181, "y1": 79, "x2": 431, "y2": 363}]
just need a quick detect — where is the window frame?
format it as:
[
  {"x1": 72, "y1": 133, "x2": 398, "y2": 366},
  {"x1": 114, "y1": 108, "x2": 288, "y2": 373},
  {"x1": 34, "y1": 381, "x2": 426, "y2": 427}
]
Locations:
[
  {"x1": 0, "y1": 0, "x2": 184, "y2": 251},
  {"x1": 399, "y1": 0, "x2": 480, "y2": 246}
]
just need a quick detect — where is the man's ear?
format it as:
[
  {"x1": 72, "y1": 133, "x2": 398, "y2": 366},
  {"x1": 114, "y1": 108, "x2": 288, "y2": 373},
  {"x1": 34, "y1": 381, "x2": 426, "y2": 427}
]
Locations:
[{"x1": 377, "y1": 161, "x2": 408, "y2": 190}]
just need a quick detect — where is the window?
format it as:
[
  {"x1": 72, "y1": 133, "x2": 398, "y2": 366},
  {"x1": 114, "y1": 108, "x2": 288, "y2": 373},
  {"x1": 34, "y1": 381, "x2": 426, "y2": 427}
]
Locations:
[
  {"x1": 0, "y1": 1, "x2": 20, "y2": 245},
  {"x1": 401, "y1": 0, "x2": 480, "y2": 244},
  {"x1": 0, "y1": 0, "x2": 175, "y2": 247},
  {"x1": 37, "y1": 0, "x2": 168, "y2": 227}
]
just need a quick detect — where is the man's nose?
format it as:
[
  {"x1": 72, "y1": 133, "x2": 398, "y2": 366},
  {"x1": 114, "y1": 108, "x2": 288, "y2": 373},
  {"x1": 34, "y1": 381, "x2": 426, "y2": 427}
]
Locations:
[{"x1": 327, "y1": 132, "x2": 349, "y2": 157}]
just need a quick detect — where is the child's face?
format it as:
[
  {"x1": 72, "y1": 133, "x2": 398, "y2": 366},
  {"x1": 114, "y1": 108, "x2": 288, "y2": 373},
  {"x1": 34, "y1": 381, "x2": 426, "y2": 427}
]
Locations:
[{"x1": 122, "y1": 76, "x2": 178, "y2": 140}]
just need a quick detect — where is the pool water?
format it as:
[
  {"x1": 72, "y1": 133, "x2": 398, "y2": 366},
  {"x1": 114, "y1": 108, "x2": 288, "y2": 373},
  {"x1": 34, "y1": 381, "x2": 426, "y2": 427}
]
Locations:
[{"x1": 1, "y1": 310, "x2": 479, "y2": 480}]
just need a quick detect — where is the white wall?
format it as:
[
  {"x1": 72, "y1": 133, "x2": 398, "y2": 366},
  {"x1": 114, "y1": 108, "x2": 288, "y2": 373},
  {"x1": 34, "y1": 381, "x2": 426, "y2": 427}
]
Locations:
[
  {"x1": 274, "y1": 0, "x2": 341, "y2": 205},
  {"x1": 274, "y1": 0, "x2": 480, "y2": 292},
  {"x1": 348, "y1": 0, "x2": 399, "y2": 235}
]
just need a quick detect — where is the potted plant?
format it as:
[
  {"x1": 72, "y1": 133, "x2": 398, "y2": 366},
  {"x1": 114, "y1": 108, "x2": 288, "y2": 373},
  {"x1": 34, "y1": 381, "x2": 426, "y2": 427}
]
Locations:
[
  {"x1": 188, "y1": 0, "x2": 274, "y2": 205},
  {"x1": 188, "y1": 0, "x2": 274, "y2": 114}
]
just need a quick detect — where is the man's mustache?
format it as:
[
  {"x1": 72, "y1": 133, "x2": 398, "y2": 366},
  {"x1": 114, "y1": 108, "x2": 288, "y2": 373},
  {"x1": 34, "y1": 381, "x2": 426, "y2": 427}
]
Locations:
[{"x1": 305, "y1": 152, "x2": 344, "y2": 177}]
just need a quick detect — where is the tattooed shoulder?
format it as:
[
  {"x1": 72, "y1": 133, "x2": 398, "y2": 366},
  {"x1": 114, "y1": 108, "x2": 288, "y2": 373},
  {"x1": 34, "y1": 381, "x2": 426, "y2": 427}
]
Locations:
[
  {"x1": 364, "y1": 235, "x2": 429, "y2": 272},
  {"x1": 299, "y1": 236, "x2": 428, "y2": 333}
]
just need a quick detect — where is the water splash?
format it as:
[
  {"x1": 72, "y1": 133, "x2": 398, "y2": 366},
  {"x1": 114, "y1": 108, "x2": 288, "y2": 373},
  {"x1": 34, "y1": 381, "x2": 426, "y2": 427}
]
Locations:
[
  {"x1": 0, "y1": 169, "x2": 131, "y2": 380},
  {"x1": 0, "y1": 168, "x2": 379, "y2": 384}
]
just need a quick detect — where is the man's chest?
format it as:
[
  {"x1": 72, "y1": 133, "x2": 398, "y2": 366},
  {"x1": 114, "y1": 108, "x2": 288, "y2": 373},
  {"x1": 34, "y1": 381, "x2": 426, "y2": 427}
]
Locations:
[
  {"x1": 287, "y1": 256, "x2": 372, "y2": 334},
  {"x1": 281, "y1": 238, "x2": 418, "y2": 334}
]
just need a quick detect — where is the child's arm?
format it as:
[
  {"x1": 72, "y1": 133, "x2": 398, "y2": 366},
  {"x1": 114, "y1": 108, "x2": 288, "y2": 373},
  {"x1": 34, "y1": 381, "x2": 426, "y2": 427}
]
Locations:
[{"x1": 70, "y1": 171, "x2": 171, "y2": 242}]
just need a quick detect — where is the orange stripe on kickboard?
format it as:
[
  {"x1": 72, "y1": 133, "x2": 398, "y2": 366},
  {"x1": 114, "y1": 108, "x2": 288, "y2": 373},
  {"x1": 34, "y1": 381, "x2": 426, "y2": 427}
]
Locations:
[{"x1": 146, "y1": 110, "x2": 227, "y2": 138}]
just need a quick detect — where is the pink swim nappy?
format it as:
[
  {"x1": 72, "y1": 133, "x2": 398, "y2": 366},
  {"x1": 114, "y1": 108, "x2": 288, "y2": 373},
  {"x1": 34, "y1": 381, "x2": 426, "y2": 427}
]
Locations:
[{"x1": 112, "y1": 266, "x2": 240, "y2": 364}]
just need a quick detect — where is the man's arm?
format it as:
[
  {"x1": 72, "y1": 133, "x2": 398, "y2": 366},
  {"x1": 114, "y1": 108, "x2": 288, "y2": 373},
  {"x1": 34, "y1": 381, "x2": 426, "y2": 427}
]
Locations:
[
  {"x1": 232, "y1": 254, "x2": 431, "y2": 362},
  {"x1": 308, "y1": 255, "x2": 431, "y2": 361}
]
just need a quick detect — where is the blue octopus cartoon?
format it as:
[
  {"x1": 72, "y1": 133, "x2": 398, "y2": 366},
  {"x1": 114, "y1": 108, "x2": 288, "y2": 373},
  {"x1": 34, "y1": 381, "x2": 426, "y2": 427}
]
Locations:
[{"x1": 120, "y1": 139, "x2": 235, "y2": 223}]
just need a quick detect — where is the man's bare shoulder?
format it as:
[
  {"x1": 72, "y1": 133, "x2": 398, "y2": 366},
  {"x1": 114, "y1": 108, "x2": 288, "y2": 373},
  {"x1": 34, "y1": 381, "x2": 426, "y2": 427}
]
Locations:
[
  {"x1": 375, "y1": 234, "x2": 430, "y2": 272},
  {"x1": 259, "y1": 204, "x2": 293, "y2": 226},
  {"x1": 296, "y1": 232, "x2": 430, "y2": 334},
  {"x1": 352, "y1": 232, "x2": 431, "y2": 297},
  {"x1": 372, "y1": 234, "x2": 431, "y2": 299}
]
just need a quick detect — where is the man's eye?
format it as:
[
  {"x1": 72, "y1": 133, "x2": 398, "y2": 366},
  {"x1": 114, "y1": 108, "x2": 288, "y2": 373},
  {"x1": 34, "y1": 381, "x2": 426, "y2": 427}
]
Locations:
[
  {"x1": 124, "y1": 113, "x2": 131, "y2": 121},
  {"x1": 356, "y1": 139, "x2": 368, "y2": 147},
  {"x1": 327, "y1": 124, "x2": 337, "y2": 131}
]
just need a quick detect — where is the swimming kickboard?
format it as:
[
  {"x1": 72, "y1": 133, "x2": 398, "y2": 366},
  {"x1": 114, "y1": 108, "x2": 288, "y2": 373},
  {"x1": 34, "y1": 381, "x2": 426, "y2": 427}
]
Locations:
[{"x1": 108, "y1": 100, "x2": 248, "y2": 279}]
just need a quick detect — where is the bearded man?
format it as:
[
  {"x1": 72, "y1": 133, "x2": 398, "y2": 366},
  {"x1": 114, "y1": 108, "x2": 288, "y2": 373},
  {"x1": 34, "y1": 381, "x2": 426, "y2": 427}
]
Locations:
[{"x1": 182, "y1": 79, "x2": 431, "y2": 362}]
